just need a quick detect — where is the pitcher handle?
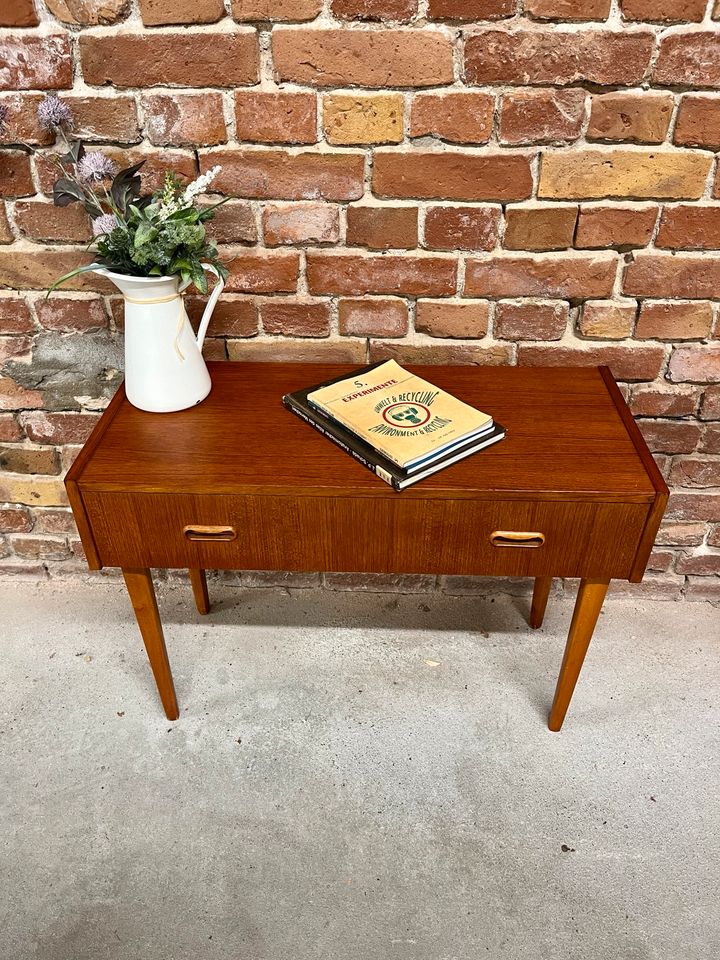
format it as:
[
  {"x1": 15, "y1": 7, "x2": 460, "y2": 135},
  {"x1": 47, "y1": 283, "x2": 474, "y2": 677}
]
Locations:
[{"x1": 194, "y1": 264, "x2": 224, "y2": 351}]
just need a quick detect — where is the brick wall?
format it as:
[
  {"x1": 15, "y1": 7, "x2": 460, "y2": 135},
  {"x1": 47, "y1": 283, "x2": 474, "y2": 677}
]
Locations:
[{"x1": 0, "y1": 0, "x2": 719, "y2": 600}]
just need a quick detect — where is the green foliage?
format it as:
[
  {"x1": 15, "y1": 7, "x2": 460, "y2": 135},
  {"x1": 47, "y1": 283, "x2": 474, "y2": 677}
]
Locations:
[
  {"x1": 94, "y1": 184, "x2": 227, "y2": 293},
  {"x1": 50, "y1": 157, "x2": 228, "y2": 294}
]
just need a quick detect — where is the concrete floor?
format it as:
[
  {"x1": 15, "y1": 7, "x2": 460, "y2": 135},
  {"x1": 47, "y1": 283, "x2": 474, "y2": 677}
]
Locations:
[{"x1": 0, "y1": 580, "x2": 718, "y2": 960}]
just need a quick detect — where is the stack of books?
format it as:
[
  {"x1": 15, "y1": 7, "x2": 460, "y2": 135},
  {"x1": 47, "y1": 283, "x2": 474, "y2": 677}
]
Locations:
[{"x1": 282, "y1": 360, "x2": 505, "y2": 491}]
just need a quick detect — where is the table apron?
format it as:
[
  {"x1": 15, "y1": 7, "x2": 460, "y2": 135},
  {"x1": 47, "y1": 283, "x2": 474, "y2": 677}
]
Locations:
[{"x1": 81, "y1": 490, "x2": 649, "y2": 580}]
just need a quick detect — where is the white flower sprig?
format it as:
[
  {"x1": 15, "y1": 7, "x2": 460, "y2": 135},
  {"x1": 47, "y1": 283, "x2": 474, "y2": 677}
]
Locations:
[{"x1": 158, "y1": 165, "x2": 222, "y2": 219}]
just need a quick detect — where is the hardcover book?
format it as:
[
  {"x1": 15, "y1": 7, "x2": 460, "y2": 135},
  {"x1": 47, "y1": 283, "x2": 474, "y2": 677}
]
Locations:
[
  {"x1": 282, "y1": 362, "x2": 506, "y2": 491},
  {"x1": 306, "y1": 359, "x2": 495, "y2": 470}
]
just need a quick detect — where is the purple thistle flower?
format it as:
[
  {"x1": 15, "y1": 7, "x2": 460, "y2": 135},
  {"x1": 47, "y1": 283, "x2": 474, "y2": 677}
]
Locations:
[
  {"x1": 77, "y1": 151, "x2": 117, "y2": 183},
  {"x1": 37, "y1": 95, "x2": 74, "y2": 131},
  {"x1": 92, "y1": 213, "x2": 120, "y2": 237},
  {"x1": 0, "y1": 103, "x2": 9, "y2": 137}
]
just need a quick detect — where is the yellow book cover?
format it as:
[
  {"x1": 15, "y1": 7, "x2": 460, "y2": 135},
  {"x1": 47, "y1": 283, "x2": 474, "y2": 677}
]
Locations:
[{"x1": 307, "y1": 360, "x2": 494, "y2": 470}]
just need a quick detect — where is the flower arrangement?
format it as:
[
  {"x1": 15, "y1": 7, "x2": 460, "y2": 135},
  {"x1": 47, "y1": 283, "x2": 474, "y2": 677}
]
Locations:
[{"x1": 0, "y1": 96, "x2": 228, "y2": 295}]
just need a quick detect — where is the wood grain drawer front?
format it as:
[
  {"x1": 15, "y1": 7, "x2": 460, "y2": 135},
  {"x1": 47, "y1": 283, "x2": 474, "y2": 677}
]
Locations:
[{"x1": 82, "y1": 491, "x2": 650, "y2": 579}]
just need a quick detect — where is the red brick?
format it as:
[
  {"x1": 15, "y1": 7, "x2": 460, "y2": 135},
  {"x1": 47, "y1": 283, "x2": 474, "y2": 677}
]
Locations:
[
  {"x1": 654, "y1": 32, "x2": 720, "y2": 89},
  {"x1": 80, "y1": 32, "x2": 258, "y2": 88},
  {"x1": 203, "y1": 150, "x2": 364, "y2": 201},
  {"x1": 0, "y1": 35, "x2": 72, "y2": 90},
  {"x1": 0, "y1": 507, "x2": 32, "y2": 533},
  {"x1": 630, "y1": 386, "x2": 697, "y2": 417},
  {"x1": 465, "y1": 253, "x2": 617, "y2": 299},
  {"x1": 646, "y1": 550, "x2": 675, "y2": 573},
  {"x1": 228, "y1": 340, "x2": 366, "y2": 363},
  {"x1": 235, "y1": 92, "x2": 317, "y2": 145},
  {"x1": 410, "y1": 93, "x2": 494, "y2": 145},
  {"x1": 346, "y1": 206, "x2": 418, "y2": 250},
  {"x1": 224, "y1": 251, "x2": 299, "y2": 294},
  {"x1": 331, "y1": 0, "x2": 417, "y2": 20},
  {"x1": 673, "y1": 96, "x2": 720, "y2": 150},
  {"x1": 670, "y1": 458, "x2": 720, "y2": 488},
  {"x1": 526, "y1": 0, "x2": 611, "y2": 17},
  {"x1": 36, "y1": 147, "x2": 196, "y2": 198},
  {"x1": 263, "y1": 203, "x2": 340, "y2": 246},
  {"x1": 495, "y1": 301, "x2": 568, "y2": 340},
  {"x1": 621, "y1": 0, "x2": 706, "y2": 22},
  {"x1": 656, "y1": 521, "x2": 706, "y2": 546},
  {"x1": 464, "y1": 28, "x2": 654, "y2": 87},
  {"x1": 0, "y1": 379, "x2": 43, "y2": 412},
  {"x1": 427, "y1": 0, "x2": 515, "y2": 18},
  {"x1": 12, "y1": 536, "x2": 70, "y2": 561},
  {"x1": 260, "y1": 299, "x2": 331, "y2": 338},
  {"x1": 624, "y1": 253, "x2": 720, "y2": 299},
  {"x1": 424, "y1": 206, "x2": 499, "y2": 251},
  {"x1": 35, "y1": 298, "x2": 108, "y2": 334},
  {"x1": 373, "y1": 152, "x2": 533, "y2": 202},
  {"x1": 203, "y1": 202, "x2": 257, "y2": 245},
  {"x1": 701, "y1": 386, "x2": 720, "y2": 420},
  {"x1": 668, "y1": 345, "x2": 720, "y2": 383},
  {"x1": 307, "y1": 253, "x2": 456, "y2": 296},
  {"x1": 415, "y1": 300, "x2": 490, "y2": 339},
  {"x1": 686, "y1": 576, "x2": 720, "y2": 600},
  {"x1": 676, "y1": 553, "x2": 720, "y2": 576},
  {"x1": 14, "y1": 202, "x2": 92, "y2": 243},
  {"x1": 499, "y1": 89, "x2": 585, "y2": 145},
  {"x1": 32, "y1": 509, "x2": 76, "y2": 535},
  {"x1": 0, "y1": 251, "x2": 114, "y2": 293},
  {"x1": 700, "y1": 423, "x2": 720, "y2": 454},
  {"x1": 0, "y1": 0, "x2": 38, "y2": 26},
  {"x1": 139, "y1": 0, "x2": 225, "y2": 24},
  {"x1": 370, "y1": 340, "x2": 512, "y2": 367},
  {"x1": 142, "y1": 93, "x2": 226, "y2": 147},
  {"x1": 710, "y1": 524, "x2": 720, "y2": 546},
  {"x1": 638, "y1": 420, "x2": 701, "y2": 454},
  {"x1": 575, "y1": 204, "x2": 657, "y2": 250},
  {"x1": 273, "y1": 29, "x2": 454, "y2": 88},
  {"x1": 45, "y1": 0, "x2": 127, "y2": 23},
  {"x1": 0, "y1": 299, "x2": 34, "y2": 335},
  {"x1": 0, "y1": 414, "x2": 23, "y2": 441},
  {"x1": 587, "y1": 91, "x2": 673, "y2": 144},
  {"x1": 185, "y1": 296, "x2": 257, "y2": 338},
  {"x1": 338, "y1": 299, "x2": 408, "y2": 337},
  {"x1": 1, "y1": 92, "x2": 139, "y2": 144},
  {"x1": 369, "y1": 341, "x2": 513, "y2": 365},
  {"x1": 18, "y1": 412, "x2": 100, "y2": 444},
  {"x1": 579, "y1": 301, "x2": 636, "y2": 339},
  {"x1": 0, "y1": 336, "x2": 31, "y2": 365},
  {"x1": 656, "y1": 206, "x2": 720, "y2": 251},
  {"x1": 232, "y1": 0, "x2": 321, "y2": 19},
  {"x1": 503, "y1": 205, "x2": 577, "y2": 251},
  {"x1": 0, "y1": 152, "x2": 33, "y2": 199},
  {"x1": 635, "y1": 301, "x2": 713, "y2": 340},
  {"x1": 518, "y1": 344, "x2": 664, "y2": 380}
]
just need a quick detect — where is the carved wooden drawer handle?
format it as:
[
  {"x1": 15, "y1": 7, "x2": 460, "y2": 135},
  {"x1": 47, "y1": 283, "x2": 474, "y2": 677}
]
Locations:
[
  {"x1": 490, "y1": 530, "x2": 545, "y2": 549},
  {"x1": 184, "y1": 525, "x2": 237, "y2": 542}
]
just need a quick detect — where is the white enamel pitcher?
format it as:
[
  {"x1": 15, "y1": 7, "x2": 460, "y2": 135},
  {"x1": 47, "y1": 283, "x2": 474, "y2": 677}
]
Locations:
[{"x1": 95, "y1": 265, "x2": 224, "y2": 413}]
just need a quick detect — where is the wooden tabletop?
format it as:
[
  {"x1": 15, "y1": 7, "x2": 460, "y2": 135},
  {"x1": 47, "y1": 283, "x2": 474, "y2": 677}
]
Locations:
[{"x1": 72, "y1": 362, "x2": 660, "y2": 503}]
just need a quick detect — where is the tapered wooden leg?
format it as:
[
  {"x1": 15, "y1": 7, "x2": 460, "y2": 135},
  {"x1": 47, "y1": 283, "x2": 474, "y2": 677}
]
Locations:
[
  {"x1": 189, "y1": 568, "x2": 211, "y2": 615},
  {"x1": 530, "y1": 576, "x2": 552, "y2": 629},
  {"x1": 122, "y1": 568, "x2": 179, "y2": 721},
  {"x1": 548, "y1": 578, "x2": 609, "y2": 732}
]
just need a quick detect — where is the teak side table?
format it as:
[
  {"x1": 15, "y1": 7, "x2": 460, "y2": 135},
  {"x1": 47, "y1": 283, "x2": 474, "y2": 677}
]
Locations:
[{"x1": 66, "y1": 362, "x2": 668, "y2": 731}]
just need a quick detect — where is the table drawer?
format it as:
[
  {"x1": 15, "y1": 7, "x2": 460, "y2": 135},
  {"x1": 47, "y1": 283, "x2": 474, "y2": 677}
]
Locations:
[{"x1": 81, "y1": 491, "x2": 650, "y2": 579}]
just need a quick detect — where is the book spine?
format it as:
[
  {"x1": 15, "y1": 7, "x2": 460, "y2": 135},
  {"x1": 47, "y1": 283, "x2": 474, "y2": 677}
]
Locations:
[{"x1": 282, "y1": 399, "x2": 397, "y2": 489}]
